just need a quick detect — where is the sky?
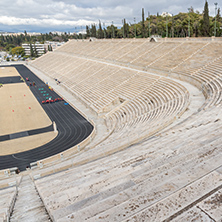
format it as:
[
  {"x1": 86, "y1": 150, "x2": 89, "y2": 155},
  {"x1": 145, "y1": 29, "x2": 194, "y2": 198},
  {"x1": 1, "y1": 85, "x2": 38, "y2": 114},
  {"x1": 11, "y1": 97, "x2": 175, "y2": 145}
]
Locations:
[{"x1": 0, "y1": 0, "x2": 219, "y2": 33}]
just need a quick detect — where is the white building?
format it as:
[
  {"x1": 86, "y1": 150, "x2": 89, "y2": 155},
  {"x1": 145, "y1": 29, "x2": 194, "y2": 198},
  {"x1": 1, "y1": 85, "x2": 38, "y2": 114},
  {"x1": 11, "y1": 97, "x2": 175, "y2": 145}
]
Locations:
[
  {"x1": 45, "y1": 41, "x2": 65, "y2": 50},
  {"x1": 161, "y1": 12, "x2": 173, "y2": 17},
  {"x1": 22, "y1": 41, "x2": 65, "y2": 56},
  {"x1": 0, "y1": 32, "x2": 41, "y2": 36},
  {"x1": 22, "y1": 43, "x2": 46, "y2": 56},
  {"x1": 51, "y1": 31, "x2": 66, "y2": 36}
]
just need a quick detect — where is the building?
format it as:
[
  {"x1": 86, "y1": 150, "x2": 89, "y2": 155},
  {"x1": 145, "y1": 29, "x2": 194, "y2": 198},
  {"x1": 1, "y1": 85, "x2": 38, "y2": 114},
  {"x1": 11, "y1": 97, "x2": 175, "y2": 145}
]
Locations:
[
  {"x1": 45, "y1": 41, "x2": 65, "y2": 51},
  {"x1": 22, "y1": 43, "x2": 46, "y2": 56},
  {"x1": 161, "y1": 12, "x2": 173, "y2": 17},
  {"x1": 22, "y1": 41, "x2": 65, "y2": 56},
  {"x1": 0, "y1": 32, "x2": 41, "y2": 36}
]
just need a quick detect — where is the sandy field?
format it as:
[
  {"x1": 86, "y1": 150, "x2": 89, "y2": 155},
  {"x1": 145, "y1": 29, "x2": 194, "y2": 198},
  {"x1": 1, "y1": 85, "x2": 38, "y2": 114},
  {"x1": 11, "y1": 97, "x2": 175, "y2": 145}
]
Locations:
[
  {"x1": 0, "y1": 67, "x2": 20, "y2": 77},
  {"x1": 0, "y1": 83, "x2": 52, "y2": 135},
  {"x1": 0, "y1": 131, "x2": 58, "y2": 155}
]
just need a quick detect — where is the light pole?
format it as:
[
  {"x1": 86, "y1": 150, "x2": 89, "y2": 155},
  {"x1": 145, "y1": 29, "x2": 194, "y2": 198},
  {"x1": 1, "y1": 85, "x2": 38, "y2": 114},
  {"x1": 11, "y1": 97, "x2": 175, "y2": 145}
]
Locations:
[
  {"x1": 188, "y1": 8, "x2": 191, "y2": 37},
  {"x1": 214, "y1": 3, "x2": 218, "y2": 37}
]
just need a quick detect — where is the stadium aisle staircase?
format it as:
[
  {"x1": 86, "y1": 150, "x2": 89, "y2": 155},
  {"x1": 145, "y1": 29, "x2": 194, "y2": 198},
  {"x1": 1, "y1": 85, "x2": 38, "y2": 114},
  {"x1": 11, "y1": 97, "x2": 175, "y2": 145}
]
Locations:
[{"x1": 10, "y1": 175, "x2": 50, "y2": 222}]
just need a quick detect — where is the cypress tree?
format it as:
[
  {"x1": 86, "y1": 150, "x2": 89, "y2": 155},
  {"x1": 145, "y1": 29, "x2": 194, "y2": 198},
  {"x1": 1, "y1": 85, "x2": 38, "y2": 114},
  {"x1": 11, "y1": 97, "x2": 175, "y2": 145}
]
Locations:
[
  {"x1": 86, "y1": 25, "x2": 90, "y2": 38},
  {"x1": 112, "y1": 22, "x2": 115, "y2": 38},
  {"x1": 98, "y1": 20, "x2": 103, "y2": 39},
  {"x1": 202, "y1": 1, "x2": 210, "y2": 36},
  {"x1": 30, "y1": 43, "x2": 34, "y2": 57},
  {"x1": 123, "y1": 18, "x2": 127, "y2": 38},
  {"x1": 217, "y1": 8, "x2": 221, "y2": 22},
  {"x1": 91, "y1": 24, "x2": 97, "y2": 38},
  {"x1": 122, "y1": 19, "x2": 125, "y2": 38},
  {"x1": 33, "y1": 44, "x2": 38, "y2": 57},
  {"x1": 142, "y1": 8, "x2": 145, "y2": 37}
]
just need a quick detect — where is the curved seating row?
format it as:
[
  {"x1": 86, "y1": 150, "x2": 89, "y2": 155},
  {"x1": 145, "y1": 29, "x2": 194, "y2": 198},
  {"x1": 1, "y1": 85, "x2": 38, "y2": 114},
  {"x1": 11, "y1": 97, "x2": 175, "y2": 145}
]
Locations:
[
  {"x1": 51, "y1": 39, "x2": 222, "y2": 109},
  {"x1": 32, "y1": 105, "x2": 222, "y2": 221},
  {"x1": 32, "y1": 51, "x2": 189, "y2": 146},
  {"x1": 29, "y1": 38, "x2": 222, "y2": 221}
]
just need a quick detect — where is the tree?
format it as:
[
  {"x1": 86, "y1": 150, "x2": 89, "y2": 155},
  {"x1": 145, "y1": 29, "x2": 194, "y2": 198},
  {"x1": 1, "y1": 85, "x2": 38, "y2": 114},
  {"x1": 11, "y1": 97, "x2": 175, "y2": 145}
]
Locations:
[
  {"x1": 142, "y1": 8, "x2": 145, "y2": 37},
  {"x1": 30, "y1": 43, "x2": 34, "y2": 57},
  {"x1": 86, "y1": 25, "x2": 90, "y2": 38},
  {"x1": 91, "y1": 24, "x2": 97, "y2": 37},
  {"x1": 171, "y1": 14, "x2": 174, "y2": 37},
  {"x1": 194, "y1": 21, "x2": 199, "y2": 37},
  {"x1": 201, "y1": 1, "x2": 210, "y2": 36},
  {"x1": 5, "y1": 44, "x2": 15, "y2": 51},
  {"x1": 106, "y1": 24, "x2": 117, "y2": 38},
  {"x1": 11, "y1": 46, "x2": 25, "y2": 57},
  {"x1": 215, "y1": 8, "x2": 222, "y2": 36},
  {"x1": 98, "y1": 20, "x2": 104, "y2": 39},
  {"x1": 217, "y1": 8, "x2": 221, "y2": 22},
  {"x1": 103, "y1": 23, "x2": 107, "y2": 38},
  {"x1": 121, "y1": 19, "x2": 129, "y2": 38},
  {"x1": 48, "y1": 45, "x2": 52, "y2": 51},
  {"x1": 33, "y1": 44, "x2": 38, "y2": 57}
]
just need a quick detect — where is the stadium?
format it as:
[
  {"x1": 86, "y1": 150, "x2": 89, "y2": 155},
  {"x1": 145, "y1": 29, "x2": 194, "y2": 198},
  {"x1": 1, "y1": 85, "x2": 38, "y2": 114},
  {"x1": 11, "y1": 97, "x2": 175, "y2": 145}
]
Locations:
[{"x1": 1, "y1": 37, "x2": 222, "y2": 221}]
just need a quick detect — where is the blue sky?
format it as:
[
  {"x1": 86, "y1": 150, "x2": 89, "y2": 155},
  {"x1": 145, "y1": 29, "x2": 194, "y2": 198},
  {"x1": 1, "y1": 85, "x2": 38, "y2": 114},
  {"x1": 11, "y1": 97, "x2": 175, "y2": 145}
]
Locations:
[{"x1": 0, "y1": 0, "x2": 218, "y2": 33}]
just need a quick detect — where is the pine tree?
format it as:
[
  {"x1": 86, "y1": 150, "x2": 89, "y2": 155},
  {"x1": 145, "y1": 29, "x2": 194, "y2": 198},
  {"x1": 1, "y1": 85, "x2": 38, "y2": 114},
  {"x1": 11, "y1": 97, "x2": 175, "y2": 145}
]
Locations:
[{"x1": 202, "y1": 1, "x2": 210, "y2": 36}]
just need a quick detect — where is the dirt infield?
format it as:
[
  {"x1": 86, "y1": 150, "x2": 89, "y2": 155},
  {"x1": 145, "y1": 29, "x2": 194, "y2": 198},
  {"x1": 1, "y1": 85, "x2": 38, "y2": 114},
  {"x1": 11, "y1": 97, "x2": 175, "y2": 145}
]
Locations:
[
  {"x1": 0, "y1": 67, "x2": 20, "y2": 77},
  {"x1": 0, "y1": 83, "x2": 52, "y2": 135},
  {"x1": 0, "y1": 132, "x2": 57, "y2": 156}
]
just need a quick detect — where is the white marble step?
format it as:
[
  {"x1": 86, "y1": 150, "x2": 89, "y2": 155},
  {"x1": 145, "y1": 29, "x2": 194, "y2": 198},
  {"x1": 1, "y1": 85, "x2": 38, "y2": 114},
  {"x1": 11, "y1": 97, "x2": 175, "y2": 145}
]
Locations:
[{"x1": 121, "y1": 171, "x2": 222, "y2": 222}]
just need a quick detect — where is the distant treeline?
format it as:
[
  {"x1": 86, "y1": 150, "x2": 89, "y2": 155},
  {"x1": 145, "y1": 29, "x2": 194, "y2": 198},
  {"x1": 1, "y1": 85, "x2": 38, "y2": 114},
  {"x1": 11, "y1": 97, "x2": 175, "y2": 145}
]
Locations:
[
  {"x1": 0, "y1": 1, "x2": 221, "y2": 53},
  {"x1": 0, "y1": 32, "x2": 70, "y2": 51},
  {"x1": 86, "y1": 2, "x2": 222, "y2": 38}
]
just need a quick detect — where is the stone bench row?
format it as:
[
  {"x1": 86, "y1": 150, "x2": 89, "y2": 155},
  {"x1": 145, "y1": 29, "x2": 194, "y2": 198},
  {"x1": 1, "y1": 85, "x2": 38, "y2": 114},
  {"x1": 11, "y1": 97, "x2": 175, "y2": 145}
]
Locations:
[{"x1": 33, "y1": 106, "x2": 222, "y2": 221}]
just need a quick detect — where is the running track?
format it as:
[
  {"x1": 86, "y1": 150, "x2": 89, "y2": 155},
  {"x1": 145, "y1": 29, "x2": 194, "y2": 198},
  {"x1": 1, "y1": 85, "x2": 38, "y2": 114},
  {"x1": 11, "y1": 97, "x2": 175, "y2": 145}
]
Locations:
[{"x1": 0, "y1": 65, "x2": 93, "y2": 171}]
